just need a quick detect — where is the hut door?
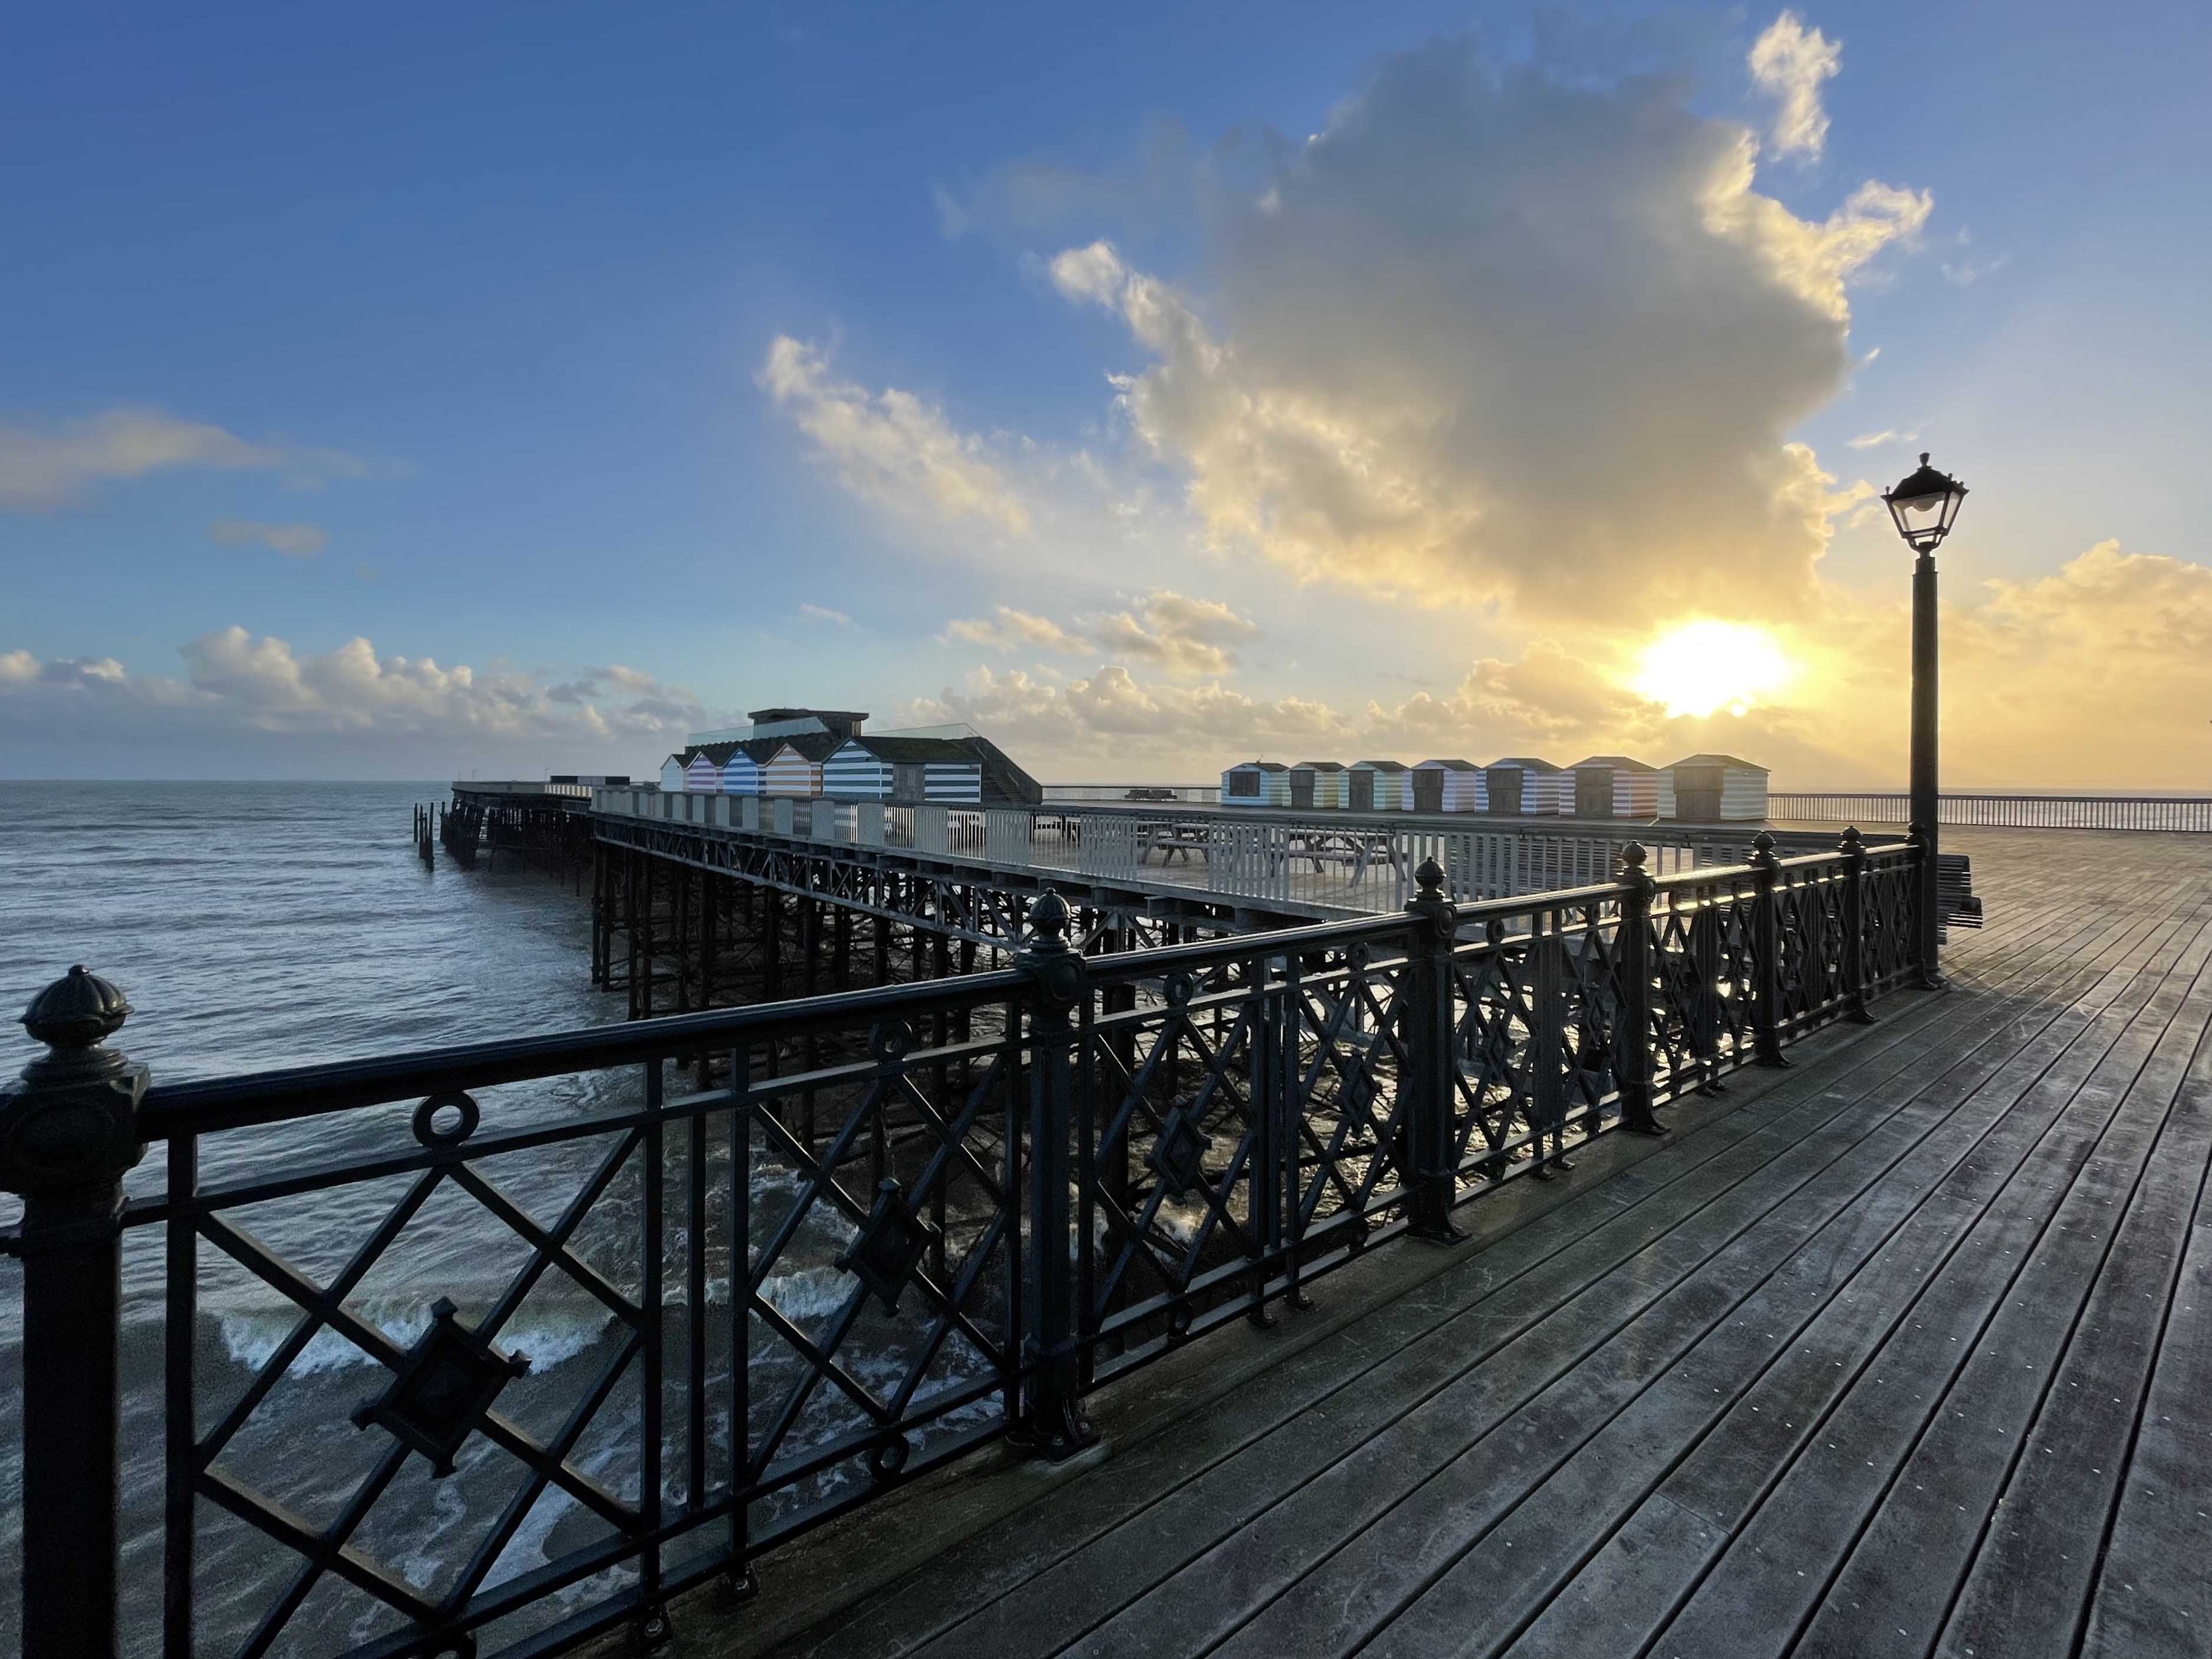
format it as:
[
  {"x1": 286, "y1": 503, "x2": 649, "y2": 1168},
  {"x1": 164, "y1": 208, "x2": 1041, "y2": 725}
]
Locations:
[
  {"x1": 1489, "y1": 771, "x2": 1523, "y2": 815},
  {"x1": 1349, "y1": 771, "x2": 1374, "y2": 811},
  {"x1": 1290, "y1": 771, "x2": 1315, "y2": 808},
  {"x1": 1412, "y1": 770, "x2": 1444, "y2": 813},
  {"x1": 893, "y1": 762, "x2": 927, "y2": 802},
  {"x1": 1575, "y1": 769, "x2": 1613, "y2": 818},
  {"x1": 1674, "y1": 766, "x2": 1723, "y2": 822}
]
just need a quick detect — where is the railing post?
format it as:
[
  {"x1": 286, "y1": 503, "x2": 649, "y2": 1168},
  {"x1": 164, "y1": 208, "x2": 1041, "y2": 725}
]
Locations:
[
  {"x1": 1401, "y1": 858, "x2": 1465, "y2": 1243},
  {"x1": 1838, "y1": 827, "x2": 1875, "y2": 1025},
  {"x1": 1612, "y1": 844, "x2": 1665, "y2": 1136},
  {"x1": 1010, "y1": 890, "x2": 1097, "y2": 1459},
  {"x1": 1748, "y1": 831, "x2": 1789, "y2": 1067},
  {"x1": 1909, "y1": 819, "x2": 1946, "y2": 991},
  {"x1": 0, "y1": 967, "x2": 150, "y2": 1659}
]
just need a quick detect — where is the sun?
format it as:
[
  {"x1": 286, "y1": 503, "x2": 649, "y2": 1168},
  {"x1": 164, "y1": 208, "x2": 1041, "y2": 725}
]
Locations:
[{"x1": 1630, "y1": 620, "x2": 1796, "y2": 717}]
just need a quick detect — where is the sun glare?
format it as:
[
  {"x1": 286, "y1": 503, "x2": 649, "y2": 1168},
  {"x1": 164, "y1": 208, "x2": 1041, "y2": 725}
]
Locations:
[{"x1": 1630, "y1": 621, "x2": 1796, "y2": 718}]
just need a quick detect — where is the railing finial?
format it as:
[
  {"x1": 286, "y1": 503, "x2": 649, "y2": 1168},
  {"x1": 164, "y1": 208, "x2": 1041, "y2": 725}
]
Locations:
[
  {"x1": 1749, "y1": 829, "x2": 1779, "y2": 869},
  {"x1": 1025, "y1": 887, "x2": 1072, "y2": 952},
  {"x1": 1414, "y1": 856, "x2": 1446, "y2": 900},
  {"x1": 1618, "y1": 840, "x2": 1648, "y2": 875},
  {"x1": 1838, "y1": 824, "x2": 1865, "y2": 854},
  {"x1": 4, "y1": 966, "x2": 149, "y2": 1194}
]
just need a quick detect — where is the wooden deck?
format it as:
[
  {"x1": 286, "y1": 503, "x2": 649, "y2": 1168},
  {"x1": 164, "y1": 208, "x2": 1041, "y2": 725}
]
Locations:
[{"x1": 697, "y1": 828, "x2": 2212, "y2": 1659}]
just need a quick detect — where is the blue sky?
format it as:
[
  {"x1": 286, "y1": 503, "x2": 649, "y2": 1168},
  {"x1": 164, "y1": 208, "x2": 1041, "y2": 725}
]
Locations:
[{"x1": 4, "y1": 1, "x2": 2209, "y2": 784}]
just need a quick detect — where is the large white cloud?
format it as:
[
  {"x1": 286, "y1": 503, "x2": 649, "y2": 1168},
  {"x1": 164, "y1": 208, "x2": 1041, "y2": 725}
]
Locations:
[{"x1": 1041, "y1": 35, "x2": 1926, "y2": 622}]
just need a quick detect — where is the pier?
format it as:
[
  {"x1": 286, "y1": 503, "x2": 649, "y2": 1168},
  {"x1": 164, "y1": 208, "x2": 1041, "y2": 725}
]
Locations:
[{"x1": 10, "y1": 822, "x2": 2211, "y2": 1658}]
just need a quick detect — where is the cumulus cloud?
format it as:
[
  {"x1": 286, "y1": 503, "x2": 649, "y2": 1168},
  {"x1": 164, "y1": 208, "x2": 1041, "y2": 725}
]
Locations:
[
  {"x1": 208, "y1": 518, "x2": 328, "y2": 557},
  {"x1": 0, "y1": 630, "x2": 717, "y2": 775},
  {"x1": 758, "y1": 336, "x2": 1031, "y2": 534},
  {"x1": 1749, "y1": 11, "x2": 1842, "y2": 161},
  {"x1": 942, "y1": 590, "x2": 1260, "y2": 676},
  {"x1": 944, "y1": 607, "x2": 1090, "y2": 654},
  {"x1": 1041, "y1": 37, "x2": 1928, "y2": 623},
  {"x1": 0, "y1": 407, "x2": 390, "y2": 509},
  {"x1": 1085, "y1": 591, "x2": 1260, "y2": 676}
]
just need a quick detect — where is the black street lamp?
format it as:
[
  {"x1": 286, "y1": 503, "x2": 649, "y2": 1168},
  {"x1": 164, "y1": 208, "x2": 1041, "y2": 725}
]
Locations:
[{"x1": 1881, "y1": 452, "x2": 1969, "y2": 988}]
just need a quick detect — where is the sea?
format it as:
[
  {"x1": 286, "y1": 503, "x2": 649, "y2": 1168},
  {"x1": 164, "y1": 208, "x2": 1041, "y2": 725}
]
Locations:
[{"x1": 0, "y1": 781, "x2": 937, "y2": 1654}]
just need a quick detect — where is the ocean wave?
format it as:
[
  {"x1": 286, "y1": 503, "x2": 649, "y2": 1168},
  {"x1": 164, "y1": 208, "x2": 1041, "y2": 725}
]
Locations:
[
  {"x1": 759, "y1": 1264, "x2": 853, "y2": 1325},
  {"x1": 211, "y1": 1296, "x2": 613, "y2": 1377}
]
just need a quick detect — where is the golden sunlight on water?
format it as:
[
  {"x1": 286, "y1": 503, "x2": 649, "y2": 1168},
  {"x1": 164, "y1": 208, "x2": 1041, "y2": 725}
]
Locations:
[{"x1": 1628, "y1": 619, "x2": 1798, "y2": 717}]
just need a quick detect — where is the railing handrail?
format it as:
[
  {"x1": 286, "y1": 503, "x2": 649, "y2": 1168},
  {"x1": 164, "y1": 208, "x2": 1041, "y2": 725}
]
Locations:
[
  {"x1": 1775, "y1": 788, "x2": 2212, "y2": 802},
  {"x1": 136, "y1": 969, "x2": 1031, "y2": 1133},
  {"x1": 1770, "y1": 787, "x2": 2212, "y2": 832}
]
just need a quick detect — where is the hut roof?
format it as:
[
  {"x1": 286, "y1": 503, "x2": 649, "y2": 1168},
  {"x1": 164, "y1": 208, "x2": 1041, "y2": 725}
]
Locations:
[
  {"x1": 1668, "y1": 753, "x2": 1767, "y2": 772},
  {"x1": 1414, "y1": 758, "x2": 1482, "y2": 771},
  {"x1": 1292, "y1": 760, "x2": 1348, "y2": 772},
  {"x1": 837, "y1": 735, "x2": 983, "y2": 764},
  {"x1": 1568, "y1": 754, "x2": 1660, "y2": 772},
  {"x1": 1352, "y1": 759, "x2": 1410, "y2": 772},
  {"x1": 834, "y1": 732, "x2": 1040, "y2": 805},
  {"x1": 748, "y1": 733, "x2": 844, "y2": 763},
  {"x1": 1490, "y1": 756, "x2": 1565, "y2": 773},
  {"x1": 1229, "y1": 760, "x2": 1289, "y2": 772},
  {"x1": 680, "y1": 740, "x2": 746, "y2": 768}
]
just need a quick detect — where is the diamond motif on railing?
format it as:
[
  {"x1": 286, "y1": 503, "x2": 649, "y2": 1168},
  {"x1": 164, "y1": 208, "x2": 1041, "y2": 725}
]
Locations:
[
  {"x1": 835, "y1": 1177, "x2": 942, "y2": 1313},
  {"x1": 350, "y1": 1297, "x2": 529, "y2": 1477},
  {"x1": 1147, "y1": 1105, "x2": 1214, "y2": 1196}
]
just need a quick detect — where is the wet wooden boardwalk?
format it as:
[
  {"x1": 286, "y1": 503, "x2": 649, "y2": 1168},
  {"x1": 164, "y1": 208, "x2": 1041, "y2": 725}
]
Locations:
[{"x1": 712, "y1": 828, "x2": 2212, "y2": 1659}]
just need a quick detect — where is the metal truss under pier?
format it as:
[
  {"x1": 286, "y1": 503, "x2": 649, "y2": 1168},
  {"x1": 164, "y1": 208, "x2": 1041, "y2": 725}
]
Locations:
[{"x1": 585, "y1": 810, "x2": 1293, "y2": 1023}]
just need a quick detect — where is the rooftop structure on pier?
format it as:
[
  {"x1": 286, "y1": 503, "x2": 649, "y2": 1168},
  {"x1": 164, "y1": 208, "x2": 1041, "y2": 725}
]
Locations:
[{"x1": 663, "y1": 705, "x2": 1042, "y2": 805}]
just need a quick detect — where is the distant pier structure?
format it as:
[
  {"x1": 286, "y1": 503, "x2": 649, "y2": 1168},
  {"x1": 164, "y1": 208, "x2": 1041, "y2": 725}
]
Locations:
[{"x1": 428, "y1": 775, "x2": 626, "y2": 883}]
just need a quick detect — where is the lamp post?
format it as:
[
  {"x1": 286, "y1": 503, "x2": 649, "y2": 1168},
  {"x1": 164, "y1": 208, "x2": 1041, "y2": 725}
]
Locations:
[{"x1": 1881, "y1": 452, "x2": 1968, "y2": 988}]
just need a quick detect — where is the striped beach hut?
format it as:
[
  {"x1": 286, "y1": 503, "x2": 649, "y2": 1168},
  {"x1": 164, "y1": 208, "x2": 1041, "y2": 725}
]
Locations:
[
  {"x1": 1349, "y1": 759, "x2": 1412, "y2": 811},
  {"x1": 1565, "y1": 755, "x2": 1676, "y2": 820},
  {"x1": 1667, "y1": 754, "x2": 1770, "y2": 822},
  {"x1": 1221, "y1": 761, "x2": 1291, "y2": 808},
  {"x1": 683, "y1": 751, "x2": 721, "y2": 793},
  {"x1": 762, "y1": 742, "x2": 825, "y2": 798},
  {"x1": 1411, "y1": 758, "x2": 1486, "y2": 814},
  {"x1": 1484, "y1": 757, "x2": 1569, "y2": 817},
  {"x1": 720, "y1": 743, "x2": 766, "y2": 796},
  {"x1": 659, "y1": 753, "x2": 686, "y2": 794},
  {"x1": 1289, "y1": 761, "x2": 1349, "y2": 809}
]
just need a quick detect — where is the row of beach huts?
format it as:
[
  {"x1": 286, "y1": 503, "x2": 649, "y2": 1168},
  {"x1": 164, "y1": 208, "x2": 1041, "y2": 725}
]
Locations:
[
  {"x1": 657, "y1": 707, "x2": 1044, "y2": 806},
  {"x1": 1220, "y1": 754, "x2": 1770, "y2": 821}
]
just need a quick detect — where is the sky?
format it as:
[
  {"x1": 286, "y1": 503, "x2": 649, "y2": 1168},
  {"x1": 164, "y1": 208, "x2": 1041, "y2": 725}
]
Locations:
[{"x1": 4, "y1": 1, "x2": 2209, "y2": 787}]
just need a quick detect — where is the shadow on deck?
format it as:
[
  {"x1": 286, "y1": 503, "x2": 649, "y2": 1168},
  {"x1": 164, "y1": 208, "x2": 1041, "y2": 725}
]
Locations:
[{"x1": 640, "y1": 828, "x2": 2212, "y2": 1659}]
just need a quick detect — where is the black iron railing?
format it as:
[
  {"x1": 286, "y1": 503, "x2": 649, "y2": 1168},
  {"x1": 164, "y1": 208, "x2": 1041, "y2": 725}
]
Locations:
[
  {"x1": 1770, "y1": 790, "x2": 2212, "y2": 832},
  {"x1": 0, "y1": 831, "x2": 1925, "y2": 1658}
]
